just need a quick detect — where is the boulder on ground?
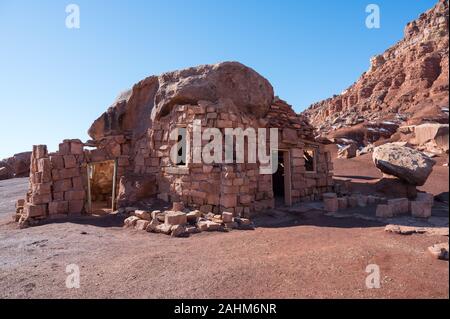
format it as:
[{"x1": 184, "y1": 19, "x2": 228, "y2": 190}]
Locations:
[
  {"x1": 0, "y1": 166, "x2": 13, "y2": 180},
  {"x1": 428, "y1": 243, "x2": 449, "y2": 260},
  {"x1": 372, "y1": 143, "x2": 436, "y2": 186}
]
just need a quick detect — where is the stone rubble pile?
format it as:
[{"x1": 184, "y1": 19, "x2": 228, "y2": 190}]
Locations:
[{"x1": 123, "y1": 202, "x2": 254, "y2": 237}]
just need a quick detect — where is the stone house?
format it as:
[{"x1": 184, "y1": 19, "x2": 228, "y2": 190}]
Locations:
[{"x1": 16, "y1": 62, "x2": 333, "y2": 226}]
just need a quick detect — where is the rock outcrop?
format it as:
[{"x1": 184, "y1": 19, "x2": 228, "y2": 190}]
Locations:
[
  {"x1": 302, "y1": 0, "x2": 449, "y2": 143},
  {"x1": 88, "y1": 62, "x2": 275, "y2": 141},
  {"x1": 0, "y1": 151, "x2": 32, "y2": 180},
  {"x1": 372, "y1": 143, "x2": 436, "y2": 186}
]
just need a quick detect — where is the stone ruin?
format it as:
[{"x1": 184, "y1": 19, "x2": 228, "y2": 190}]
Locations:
[{"x1": 14, "y1": 62, "x2": 335, "y2": 233}]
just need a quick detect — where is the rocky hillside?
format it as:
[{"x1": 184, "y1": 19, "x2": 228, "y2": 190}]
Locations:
[{"x1": 303, "y1": 0, "x2": 449, "y2": 142}]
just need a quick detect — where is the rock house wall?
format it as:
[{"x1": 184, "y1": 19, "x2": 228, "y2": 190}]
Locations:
[{"x1": 16, "y1": 62, "x2": 333, "y2": 226}]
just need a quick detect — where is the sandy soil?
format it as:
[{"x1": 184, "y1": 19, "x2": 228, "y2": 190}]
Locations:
[
  {"x1": 0, "y1": 154, "x2": 448, "y2": 299},
  {"x1": 0, "y1": 177, "x2": 28, "y2": 218}
]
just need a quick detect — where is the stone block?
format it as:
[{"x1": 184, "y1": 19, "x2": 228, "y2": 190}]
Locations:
[
  {"x1": 387, "y1": 198, "x2": 409, "y2": 215},
  {"x1": 357, "y1": 195, "x2": 368, "y2": 207},
  {"x1": 54, "y1": 179, "x2": 72, "y2": 193},
  {"x1": 337, "y1": 197, "x2": 348, "y2": 210},
  {"x1": 24, "y1": 203, "x2": 47, "y2": 217},
  {"x1": 124, "y1": 216, "x2": 140, "y2": 228},
  {"x1": 70, "y1": 142, "x2": 84, "y2": 155},
  {"x1": 376, "y1": 204, "x2": 393, "y2": 218},
  {"x1": 170, "y1": 224, "x2": 187, "y2": 237},
  {"x1": 63, "y1": 155, "x2": 77, "y2": 168},
  {"x1": 60, "y1": 168, "x2": 80, "y2": 179},
  {"x1": 220, "y1": 194, "x2": 237, "y2": 208},
  {"x1": 172, "y1": 202, "x2": 185, "y2": 211},
  {"x1": 48, "y1": 201, "x2": 69, "y2": 215},
  {"x1": 411, "y1": 201, "x2": 432, "y2": 218},
  {"x1": 59, "y1": 142, "x2": 71, "y2": 155},
  {"x1": 165, "y1": 211, "x2": 187, "y2": 226},
  {"x1": 134, "y1": 210, "x2": 151, "y2": 221},
  {"x1": 135, "y1": 219, "x2": 150, "y2": 230},
  {"x1": 323, "y1": 193, "x2": 338, "y2": 212},
  {"x1": 65, "y1": 190, "x2": 85, "y2": 201},
  {"x1": 32, "y1": 182, "x2": 52, "y2": 195},
  {"x1": 416, "y1": 192, "x2": 434, "y2": 206},
  {"x1": 33, "y1": 145, "x2": 48, "y2": 159},
  {"x1": 222, "y1": 212, "x2": 233, "y2": 223},
  {"x1": 49, "y1": 155, "x2": 64, "y2": 169},
  {"x1": 72, "y1": 176, "x2": 83, "y2": 190},
  {"x1": 30, "y1": 194, "x2": 52, "y2": 205},
  {"x1": 68, "y1": 200, "x2": 85, "y2": 214}
]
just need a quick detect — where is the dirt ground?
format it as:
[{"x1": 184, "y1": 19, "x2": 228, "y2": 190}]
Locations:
[{"x1": 0, "y1": 155, "x2": 448, "y2": 299}]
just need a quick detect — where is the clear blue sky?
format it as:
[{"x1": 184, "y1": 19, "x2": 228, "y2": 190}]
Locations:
[{"x1": 0, "y1": 0, "x2": 437, "y2": 158}]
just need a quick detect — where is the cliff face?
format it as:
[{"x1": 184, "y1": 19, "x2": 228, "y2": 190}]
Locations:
[{"x1": 303, "y1": 0, "x2": 449, "y2": 138}]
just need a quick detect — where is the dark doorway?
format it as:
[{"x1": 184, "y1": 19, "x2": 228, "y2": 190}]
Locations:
[
  {"x1": 272, "y1": 151, "x2": 285, "y2": 198},
  {"x1": 87, "y1": 160, "x2": 117, "y2": 215}
]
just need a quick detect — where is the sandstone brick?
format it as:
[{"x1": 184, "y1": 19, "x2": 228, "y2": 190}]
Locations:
[
  {"x1": 187, "y1": 211, "x2": 200, "y2": 223},
  {"x1": 170, "y1": 224, "x2": 187, "y2": 237},
  {"x1": 60, "y1": 168, "x2": 80, "y2": 179},
  {"x1": 220, "y1": 194, "x2": 237, "y2": 208},
  {"x1": 134, "y1": 210, "x2": 151, "y2": 220},
  {"x1": 24, "y1": 203, "x2": 47, "y2": 217},
  {"x1": 337, "y1": 197, "x2": 348, "y2": 210},
  {"x1": 68, "y1": 200, "x2": 85, "y2": 214},
  {"x1": 59, "y1": 142, "x2": 71, "y2": 155},
  {"x1": 165, "y1": 211, "x2": 187, "y2": 226},
  {"x1": 239, "y1": 194, "x2": 253, "y2": 205},
  {"x1": 54, "y1": 179, "x2": 72, "y2": 193},
  {"x1": 48, "y1": 201, "x2": 68, "y2": 215},
  {"x1": 222, "y1": 212, "x2": 233, "y2": 223},
  {"x1": 124, "y1": 216, "x2": 140, "y2": 228},
  {"x1": 357, "y1": 195, "x2": 368, "y2": 207},
  {"x1": 376, "y1": 204, "x2": 393, "y2": 218},
  {"x1": 145, "y1": 218, "x2": 160, "y2": 232},
  {"x1": 323, "y1": 193, "x2": 338, "y2": 212},
  {"x1": 387, "y1": 198, "x2": 409, "y2": 215},
  {"x1": 16, "y1": 199, "x2": 25, "y2": 208},
  {"x1": 172, "y1": 202, "x2": 185, "y2": 211},
  {"x1": 63, "y1": 155, "x2": 77, "y2": 168},
  {"x1": 70, "y1": 142, "x2": 84, "y2": 155},
  {"x1": 65, "y1": 190, "x2": 85, "y2": 201},
  {"x1": 33, "y1": 145, "x2": 48, "y2": 159},
  {"x1": 49, "y1": 155, "x2": 64, "y2": 169},
  {"x1": 72, "y1": 176, "x2": 83, "y2": 190},
  {"x1": 32, "y1": 182, "x2": 52, "y2": 195},
  {"x1": 135, "y1": 219, "x2": 150, "y2": 230},
  {"x1": 156, "y1": 223, "x2": 172, "y2": 234},
  {"x1": 118, "y1": 156, "x2": 130, "y2": 167},
  {"x1": 30, "y1": 194, "x2": 52, "y2": 205},
  {"x1": 416, "y1": 192, "x2": 434, "y2": 206},
  {"x1": 411, "y1": 201, "x2": 432, "y2": 218},
  {"x1": 53, "y1": 192, "x2": 64, "y2": 201}
]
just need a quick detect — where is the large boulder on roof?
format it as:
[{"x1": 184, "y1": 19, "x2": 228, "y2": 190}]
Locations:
[
  {"x1": 88, "y1": 62, "x2": 274, "y2": 140},
  {"x1": 151, "y1": 61, "x2": 274, "y2": 120}
]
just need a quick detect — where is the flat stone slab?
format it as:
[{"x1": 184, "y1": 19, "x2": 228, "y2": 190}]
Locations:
[{"x1": 385, "y1": 224, "x2": 449, "y2": 236}]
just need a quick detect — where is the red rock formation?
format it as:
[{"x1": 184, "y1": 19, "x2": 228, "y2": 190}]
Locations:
[{"x1": 303, "y1": 0, "x2": 449, "y2": 139}]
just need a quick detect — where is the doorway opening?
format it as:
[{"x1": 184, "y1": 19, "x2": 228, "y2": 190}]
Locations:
[
  {"x1": 272, "y1": 150, "x2": 292, "y2": 207},
  {"x1": 87, "y1": 160, "x2": 117, "y2": 215}
]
